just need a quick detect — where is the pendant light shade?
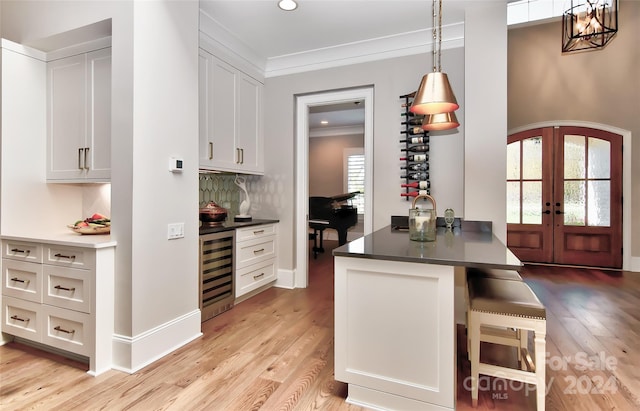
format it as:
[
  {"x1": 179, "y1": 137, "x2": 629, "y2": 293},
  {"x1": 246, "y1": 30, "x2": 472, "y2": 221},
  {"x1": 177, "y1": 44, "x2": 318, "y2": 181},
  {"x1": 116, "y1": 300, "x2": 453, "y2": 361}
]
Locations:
[
  {"x1": 410, "y1": 72, "x2": 459, "y2": 115},
  {"x1": 421, "y1": 111, "x2": 459, "y2": 131}
]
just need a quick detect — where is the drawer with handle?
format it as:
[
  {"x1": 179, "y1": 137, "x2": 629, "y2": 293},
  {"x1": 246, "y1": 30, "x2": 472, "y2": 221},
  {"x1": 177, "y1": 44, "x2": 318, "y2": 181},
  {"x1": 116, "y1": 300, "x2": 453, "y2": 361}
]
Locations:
[
  {"x1": 44, "y1": 245, "x2": 95, "y2": 270},
  {"x1": 236, "y1": 260, "x2": 276, "y2": 298},
  {"x1": 2, "y1": 241, "x2": 42, "y2": 263},
  {"x1": 2, "y1": 259, "x2": 42, "y2": 303},
  {"x1": 42, "y1": 304, "x2": 91, "y2": 356},
  {"x1": 43, "y1": 265, "x2": 91, "y2": 313},
  {"x1": 2, "y1": 296, "x2": 41, "y2": 340},
  {"x1": 235, "y1": 224, "x2": 277, "y2": 242},
  {"x1": 236, "y1": 235, "x2": 275, "y2": 267}
]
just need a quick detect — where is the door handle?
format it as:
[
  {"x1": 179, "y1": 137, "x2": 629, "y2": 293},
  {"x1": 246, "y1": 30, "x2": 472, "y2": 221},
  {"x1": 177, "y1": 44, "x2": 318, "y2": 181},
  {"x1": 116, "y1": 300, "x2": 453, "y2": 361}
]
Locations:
[
  {"x1": 84, "y1": 147, "x2": 90, "y2": 170},
  {"x1": 78, "y1": 148, "x2": 84, "y2": 170},
  {"x1": 208, "y1": 142, "x2": 213, "y2": 160}
]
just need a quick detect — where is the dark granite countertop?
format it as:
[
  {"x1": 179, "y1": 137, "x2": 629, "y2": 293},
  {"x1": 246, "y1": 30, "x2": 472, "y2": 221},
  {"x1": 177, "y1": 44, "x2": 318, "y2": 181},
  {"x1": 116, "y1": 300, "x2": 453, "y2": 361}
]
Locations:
[
  {"x1": 199, "y1": 218, "x2": 279, "y2": 235},
  {"x1": 333, "y1": 225, "x2": 522, "y2": 271}
]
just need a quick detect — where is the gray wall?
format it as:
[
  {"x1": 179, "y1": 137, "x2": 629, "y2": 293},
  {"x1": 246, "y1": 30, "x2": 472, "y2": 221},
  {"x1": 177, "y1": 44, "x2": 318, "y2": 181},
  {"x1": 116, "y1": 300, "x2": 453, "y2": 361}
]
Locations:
[
  {"x1": 508, "y1": 0, "x2": 640, "y2": 260},
  {"x1": 309, "y1": 134, "x2": 364, "y2": 197}
]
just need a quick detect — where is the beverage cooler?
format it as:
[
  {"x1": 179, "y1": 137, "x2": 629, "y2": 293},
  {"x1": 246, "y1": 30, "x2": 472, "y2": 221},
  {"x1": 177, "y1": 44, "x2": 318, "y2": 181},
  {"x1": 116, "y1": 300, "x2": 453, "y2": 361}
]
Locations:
[{"x1": 199, "y1": 231, "x2": 235, "y2": 322}]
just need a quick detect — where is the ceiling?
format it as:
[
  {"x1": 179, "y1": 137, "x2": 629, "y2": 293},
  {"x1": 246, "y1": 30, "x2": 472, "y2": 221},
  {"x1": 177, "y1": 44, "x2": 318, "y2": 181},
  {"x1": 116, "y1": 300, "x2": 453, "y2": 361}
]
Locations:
[
  {"x1": 198, "y1": 0, "x2": 469, "y2": 62},
  {"x1": 198, "y1": 0, "x2": 472, "y2": 133}
]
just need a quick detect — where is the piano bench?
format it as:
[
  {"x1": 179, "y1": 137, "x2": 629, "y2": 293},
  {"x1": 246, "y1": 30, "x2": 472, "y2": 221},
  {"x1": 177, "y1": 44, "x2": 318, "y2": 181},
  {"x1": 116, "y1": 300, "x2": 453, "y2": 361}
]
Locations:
[{"x1": 309, "y1": 220, "x2": 329, "y2": 259}]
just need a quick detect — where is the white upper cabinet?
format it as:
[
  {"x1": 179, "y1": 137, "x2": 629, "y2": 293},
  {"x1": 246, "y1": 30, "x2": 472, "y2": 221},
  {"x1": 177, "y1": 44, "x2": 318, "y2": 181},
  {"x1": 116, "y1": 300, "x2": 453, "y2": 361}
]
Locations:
[
  {"x1": 199, "y1": 49, "x2": 264, "y2": 174},
  {"x1": 47, "y1": 47, "x2": 111, "y2": 182}
]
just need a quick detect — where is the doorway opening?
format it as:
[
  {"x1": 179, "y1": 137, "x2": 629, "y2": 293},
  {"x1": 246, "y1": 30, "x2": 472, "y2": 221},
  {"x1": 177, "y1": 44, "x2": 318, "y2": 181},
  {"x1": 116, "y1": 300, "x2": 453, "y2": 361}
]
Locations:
[{"x1": 295, "y1": 87, "x2": 374, "y2": 288}]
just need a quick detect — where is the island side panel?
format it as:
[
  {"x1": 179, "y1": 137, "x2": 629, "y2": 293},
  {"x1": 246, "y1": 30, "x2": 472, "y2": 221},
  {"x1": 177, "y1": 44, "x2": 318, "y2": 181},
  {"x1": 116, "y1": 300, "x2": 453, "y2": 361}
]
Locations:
[{"x1": 334, "y1": 256, "x2": 456, "y2": 410}]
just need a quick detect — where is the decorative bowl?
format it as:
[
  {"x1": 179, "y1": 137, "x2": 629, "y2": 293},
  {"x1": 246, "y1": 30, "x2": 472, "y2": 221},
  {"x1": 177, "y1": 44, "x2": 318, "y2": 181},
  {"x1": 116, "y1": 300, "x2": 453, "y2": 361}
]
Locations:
[
  {"x1": 200, "y1": 201, "x2": 228, "y2": 225},
  {"x1": 68, "y1": 225, "x2": 111, "y2": 235}
]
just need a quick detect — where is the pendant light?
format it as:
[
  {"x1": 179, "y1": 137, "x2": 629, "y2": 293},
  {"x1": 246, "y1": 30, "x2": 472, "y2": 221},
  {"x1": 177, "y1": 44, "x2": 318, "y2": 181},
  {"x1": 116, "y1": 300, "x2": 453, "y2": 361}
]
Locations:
[
  {"x1": 562, "y1": 0, "x2": 618, "y2": 53},
  {"x1": 410, "y1": 0, "x2": 459, "y2": 116},
  {"x1": 422, "y1": 111, "x2": 459, "y2": 131}
]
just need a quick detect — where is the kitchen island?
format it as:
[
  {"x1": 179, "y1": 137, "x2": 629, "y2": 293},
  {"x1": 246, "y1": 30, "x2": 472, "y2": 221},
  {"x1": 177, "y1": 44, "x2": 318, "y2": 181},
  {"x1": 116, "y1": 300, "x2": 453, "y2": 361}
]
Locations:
[{"x1": 333, "y1": 225, "x2": 521, "y2": 411}]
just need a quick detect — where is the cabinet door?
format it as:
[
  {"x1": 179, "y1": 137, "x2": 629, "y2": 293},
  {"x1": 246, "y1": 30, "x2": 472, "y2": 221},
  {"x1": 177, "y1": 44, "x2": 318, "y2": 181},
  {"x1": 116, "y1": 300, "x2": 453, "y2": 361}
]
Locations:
[
  {"x1": 199, "y1": 49, "x2": 214, "y2": 167},
  {"x1": 209, "y1": 54, "x2": 239, "y2": 171},
  {"x1": 236, "y1": 73, "x2": 263, "y2": 174},
  {"x1": 47, "y1": 54, "x2": 87, "y2": 180},
  {"x1": 85, "y1": 48, "x2": 111, "y2": 181}
]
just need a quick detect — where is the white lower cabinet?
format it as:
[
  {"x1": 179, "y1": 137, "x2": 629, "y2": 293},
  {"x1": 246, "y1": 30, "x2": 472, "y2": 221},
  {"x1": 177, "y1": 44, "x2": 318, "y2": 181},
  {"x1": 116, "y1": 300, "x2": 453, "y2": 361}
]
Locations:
[
  {"x1": 235, "y1": 224, "x2": 277, "y2": 300},
  {"x1": 1, "y1": 239, "x2": 115, "y2": 376}
]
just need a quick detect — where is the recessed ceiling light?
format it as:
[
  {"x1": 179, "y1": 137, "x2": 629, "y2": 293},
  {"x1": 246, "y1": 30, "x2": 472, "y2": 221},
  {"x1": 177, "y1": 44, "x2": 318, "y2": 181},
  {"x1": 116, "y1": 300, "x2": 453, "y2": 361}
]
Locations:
[
  {"x1": 278, "y1": 0, "x2": 298, "y2": 11},
  {"x1": 320, "y1": 120, "x2": 329, "y2": 125}
]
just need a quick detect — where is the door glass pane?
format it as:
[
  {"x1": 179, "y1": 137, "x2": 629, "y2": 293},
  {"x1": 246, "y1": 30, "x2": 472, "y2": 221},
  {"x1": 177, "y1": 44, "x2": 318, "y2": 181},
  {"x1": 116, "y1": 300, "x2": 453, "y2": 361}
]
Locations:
[
  {"x1": 588, "y1": 137, "x2": 610, "y2": 179},
  {"x1": 588, "y1": 181, "x2": 611, "y2": 226},
  {"x1": 522, "y1": 137, "x2": 542, "y2": 180},
  {"x1": 564, "y1": 181, "x2": 585, "y2": 225},
  {"x1": 506, "y1": 181, "x2": 520, "y2": 224},
  {"x1": 506, "y1": 142, "x2": 520, "y2": 180},
  {"x1": 522, "y1": 181, "x2": 542, "y2": 224},
  {"x1": 564, "y1": 134, "x2": 586, "y2": 179}
]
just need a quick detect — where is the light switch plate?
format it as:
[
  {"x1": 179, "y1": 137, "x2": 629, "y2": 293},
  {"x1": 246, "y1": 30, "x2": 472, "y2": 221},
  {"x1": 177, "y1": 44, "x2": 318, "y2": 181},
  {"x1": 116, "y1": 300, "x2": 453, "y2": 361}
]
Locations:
[{"x1": 168, "y1": 223, "x2": 184, "y2": 240}]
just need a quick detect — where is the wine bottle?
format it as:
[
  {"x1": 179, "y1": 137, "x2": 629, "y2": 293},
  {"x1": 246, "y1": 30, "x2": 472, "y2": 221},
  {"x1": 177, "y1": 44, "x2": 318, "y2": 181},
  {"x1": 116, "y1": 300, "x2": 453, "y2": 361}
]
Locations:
[
  {"x1": 401, "y1": 163, "x2": 429, "y2": 171},
  {"x1": 400, "y1": 127, "x2": 426, "y2": 135},
  {"x1": 400, "y1": 189, "x2": 431, "y2": 197},
  {"x1": 400, "y1": 144, "x2": 430, "y2": 153},
  {"x1": 400, "y1": 154, "x2": 428, "y2": 162},
  {"x1": 399, "y1": 136, "x2": 429, "y2": 144},
  {"x1": 401, "y1": 111, "x2": 422, "y2": 118},
  {"x1": 401, "y1": 118, "x2": 423, "y2": 126},
  {"x1": 401, "y1": 180, "x2": 430, "y2": 189},
  {"x1": 401, "y1": 172, "x2": 429, "y2": 180}
]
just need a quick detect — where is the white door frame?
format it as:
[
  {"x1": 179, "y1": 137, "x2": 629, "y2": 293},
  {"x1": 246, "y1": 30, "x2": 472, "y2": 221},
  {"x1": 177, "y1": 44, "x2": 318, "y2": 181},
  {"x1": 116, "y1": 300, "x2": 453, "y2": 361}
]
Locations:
[
  {"x1": 295, "y1": 87, "x2": 374, "y2": 288},
  {"x1": 509, "y1": 120, "x2": 632, "y2": 271}
]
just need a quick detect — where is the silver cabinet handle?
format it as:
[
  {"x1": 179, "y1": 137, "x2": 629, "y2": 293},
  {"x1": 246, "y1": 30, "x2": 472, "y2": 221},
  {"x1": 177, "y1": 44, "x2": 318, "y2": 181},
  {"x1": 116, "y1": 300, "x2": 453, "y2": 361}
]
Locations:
[
  {"x1": 236, "y1": 148, "x2": 241, "y2": 164},
  {"x1": 78, "y1": 148, "x2": 84, "y2": 170},
  {"x1": 84, "y1": 147, "x2": 90, "y2": 170},
  {"x1": 240, "y1": 148, "x2": 244, "y2": 164},
  {"x1": 208, "y1": 142, "x2": 213, "y2": 160}
]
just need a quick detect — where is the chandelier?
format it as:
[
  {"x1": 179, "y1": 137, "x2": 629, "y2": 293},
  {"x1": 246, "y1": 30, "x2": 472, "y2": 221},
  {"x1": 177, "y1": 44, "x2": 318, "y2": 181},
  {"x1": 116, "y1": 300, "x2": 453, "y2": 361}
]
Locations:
[{"x1": 562, "y1": 0, "x2": 618, "y2": 53}]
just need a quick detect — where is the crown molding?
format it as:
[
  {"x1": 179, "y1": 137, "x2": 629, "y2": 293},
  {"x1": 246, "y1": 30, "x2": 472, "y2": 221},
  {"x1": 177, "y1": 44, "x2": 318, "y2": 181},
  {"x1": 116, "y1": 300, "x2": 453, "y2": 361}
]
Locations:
[
  {"x1": 198, "y1": 8, "x2": 464, "y2": 79},
  {"x1": 309, "y1": 125, "x2": 365, "y2": 138}
]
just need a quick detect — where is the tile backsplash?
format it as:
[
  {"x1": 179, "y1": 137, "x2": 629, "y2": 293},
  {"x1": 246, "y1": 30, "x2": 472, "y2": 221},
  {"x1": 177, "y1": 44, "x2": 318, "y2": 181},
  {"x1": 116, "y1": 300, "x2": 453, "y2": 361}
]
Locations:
[{"x1": 199, "y1": 173, "x2": 259, "y2": 217}]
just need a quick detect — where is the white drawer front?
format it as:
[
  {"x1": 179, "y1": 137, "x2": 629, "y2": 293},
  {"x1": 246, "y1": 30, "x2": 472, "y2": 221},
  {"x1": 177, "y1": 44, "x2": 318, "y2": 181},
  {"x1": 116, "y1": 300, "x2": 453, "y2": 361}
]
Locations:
[
  {"x1": 42, "y1": 305, "x2": 91, "y2": 356},
  {"x1": 2, "y1": 241, "x2": 42, "y2": 263},
  {"x1": 2, "y1": 296, "x2": 41, "y2": 341},
  {"x1": 236, "y1": 260, "x2": 276, "y2": 298},
  {"x1": 44, "y1": 245, "x2": 95, "y2": 270},
  {"x1": 236, "y1": 224, "x2": 276, "y2": 242},
  {"x1": 236, "y1": 235, "x2": 275, "y2": 267},
  {"x1": 43, "y1": 266, "x2": 91, "y2": 313},
  {"x1": 2, "y1": 259, "x2": 42, "y2": 303}
]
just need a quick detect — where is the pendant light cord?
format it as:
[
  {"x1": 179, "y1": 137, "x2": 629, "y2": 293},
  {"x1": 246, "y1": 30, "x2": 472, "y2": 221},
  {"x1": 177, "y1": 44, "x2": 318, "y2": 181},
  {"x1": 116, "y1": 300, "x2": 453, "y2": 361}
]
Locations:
[
  {"x1": 438, "y1": 0, "x2": 443, "y2": 72},
  {"x1": 431, "y1": 0, "x2": 443, "y2": 73},
  {"x1": 431, "y1": 0, "x2": 437, "y2": 72}
]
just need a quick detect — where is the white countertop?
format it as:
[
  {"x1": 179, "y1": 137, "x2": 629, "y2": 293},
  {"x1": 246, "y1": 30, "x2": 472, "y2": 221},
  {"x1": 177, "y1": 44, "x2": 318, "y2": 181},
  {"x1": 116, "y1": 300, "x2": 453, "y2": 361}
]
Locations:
[{"x1": 1, "y1": 231, "x2": 116, "y2": 248}]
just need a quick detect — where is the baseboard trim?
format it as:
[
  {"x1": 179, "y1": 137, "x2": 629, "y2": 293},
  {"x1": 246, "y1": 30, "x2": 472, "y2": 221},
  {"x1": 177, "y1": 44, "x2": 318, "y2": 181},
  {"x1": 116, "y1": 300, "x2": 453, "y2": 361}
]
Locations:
[
  {"x1": 275, "y1": 268, "x2": 295, "y2": 289},
  {"x1": 631, "y1": 256, "x2": 640, "y2": 273},
  {"x1": 112, "y1": 309, "x2": 202, "y2": 374}
]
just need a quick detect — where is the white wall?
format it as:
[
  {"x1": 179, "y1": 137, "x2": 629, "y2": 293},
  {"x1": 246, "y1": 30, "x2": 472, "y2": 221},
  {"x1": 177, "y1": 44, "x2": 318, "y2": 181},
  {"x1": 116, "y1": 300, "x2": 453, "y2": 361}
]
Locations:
[{"x1": 464, "y1": 2, "x2": 508, "y2": 242}]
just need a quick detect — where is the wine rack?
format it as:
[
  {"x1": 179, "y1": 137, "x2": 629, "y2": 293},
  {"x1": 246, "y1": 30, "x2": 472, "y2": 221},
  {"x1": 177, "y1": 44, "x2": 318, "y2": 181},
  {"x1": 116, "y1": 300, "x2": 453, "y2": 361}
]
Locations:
[{"x1": 400, "y1": 92, "x2": 430, "y2": 200}]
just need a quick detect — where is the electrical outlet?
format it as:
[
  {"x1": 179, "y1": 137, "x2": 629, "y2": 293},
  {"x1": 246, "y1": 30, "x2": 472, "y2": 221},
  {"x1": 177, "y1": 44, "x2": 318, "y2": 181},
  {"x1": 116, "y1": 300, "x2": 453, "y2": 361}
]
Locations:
[{"x1": 167, "y1": 223, "x2": 184, "y2": 240}]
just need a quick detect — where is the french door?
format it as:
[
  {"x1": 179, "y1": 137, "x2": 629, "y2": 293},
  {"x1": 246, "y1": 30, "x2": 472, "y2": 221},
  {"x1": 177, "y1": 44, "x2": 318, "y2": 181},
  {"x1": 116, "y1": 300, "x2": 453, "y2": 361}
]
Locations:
[{"x1": 507, "y1": 126, "x2": 622, "y2": 268}]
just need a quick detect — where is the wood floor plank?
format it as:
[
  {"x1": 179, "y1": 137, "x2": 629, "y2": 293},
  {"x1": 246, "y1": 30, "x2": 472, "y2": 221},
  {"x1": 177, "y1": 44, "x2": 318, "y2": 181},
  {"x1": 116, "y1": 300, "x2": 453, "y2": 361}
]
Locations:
[{"x1": 2, "y1": 244, "x2": 639, "y2": 410}]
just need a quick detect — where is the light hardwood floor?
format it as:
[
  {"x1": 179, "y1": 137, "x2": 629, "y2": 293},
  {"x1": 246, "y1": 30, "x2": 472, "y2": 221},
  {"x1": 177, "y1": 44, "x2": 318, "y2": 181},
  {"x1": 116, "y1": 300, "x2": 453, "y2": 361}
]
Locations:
[{"x1": 1, "y1": 240, "x2": 639, "y2": 410}]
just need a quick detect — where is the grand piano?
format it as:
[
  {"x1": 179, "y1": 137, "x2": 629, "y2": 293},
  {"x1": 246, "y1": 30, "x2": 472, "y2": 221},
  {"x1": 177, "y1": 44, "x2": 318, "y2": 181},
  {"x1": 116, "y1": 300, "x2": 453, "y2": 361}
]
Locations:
[{"x1": 309, "y1": 192, "x2": 359, "y2": 259}]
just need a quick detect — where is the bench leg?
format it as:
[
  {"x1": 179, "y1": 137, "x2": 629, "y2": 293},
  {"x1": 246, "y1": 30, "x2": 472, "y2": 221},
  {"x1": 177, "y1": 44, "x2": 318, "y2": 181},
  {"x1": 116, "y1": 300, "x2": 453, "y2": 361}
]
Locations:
[
  {"x1": 470, "y1": 313, "x2": 480, "y2": 408},
  {"x1": 535, "y1": 332, "x2": 546, "y2": 411}
]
